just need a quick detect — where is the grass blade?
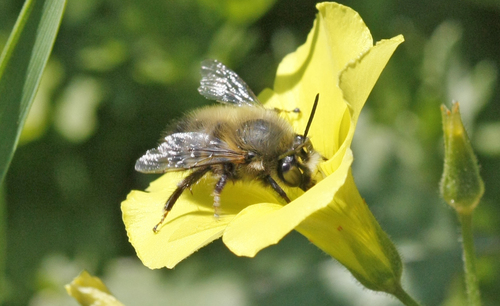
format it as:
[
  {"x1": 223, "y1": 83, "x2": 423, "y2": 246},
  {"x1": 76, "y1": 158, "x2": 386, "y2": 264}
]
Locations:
[
  {"x1": 0, "y1": 0, "x2": 66, "y2": 301},
  {"x1": 0, "y1": 0, "x2": 66, "y2": 184}
]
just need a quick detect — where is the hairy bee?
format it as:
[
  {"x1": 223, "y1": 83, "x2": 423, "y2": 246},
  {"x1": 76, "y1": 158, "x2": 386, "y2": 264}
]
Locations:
[{"x1": 135, "y1": 59, "x2": 321, "y2": 233}]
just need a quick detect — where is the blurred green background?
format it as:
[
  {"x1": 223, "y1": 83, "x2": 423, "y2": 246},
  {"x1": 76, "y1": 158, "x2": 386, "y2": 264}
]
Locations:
[{"x1": 1, "y1": 0, "x2": 500, "y2": 305}]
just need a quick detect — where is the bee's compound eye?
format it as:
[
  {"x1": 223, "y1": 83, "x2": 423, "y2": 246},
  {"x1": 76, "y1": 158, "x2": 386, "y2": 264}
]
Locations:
[{"x1": 278, "y1": 155, "x2": 302, "y2": 187}]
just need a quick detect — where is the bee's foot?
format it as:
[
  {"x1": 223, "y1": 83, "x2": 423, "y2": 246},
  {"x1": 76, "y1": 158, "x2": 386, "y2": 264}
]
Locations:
[
  {"x1": 152, "y1": 210, "x2": 169, "y2": 233},
  {"x1": 213, "y1": 205, "x2": 221, "y2": 220}
]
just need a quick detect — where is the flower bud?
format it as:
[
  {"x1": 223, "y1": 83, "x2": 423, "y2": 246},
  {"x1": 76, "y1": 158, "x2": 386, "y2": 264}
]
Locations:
[
  {"x1": 440, "y1": 102, "x2": 484, "y2": 215},
  {"x1": 65, "y1": 270, "x2": 124, "y2": 306}
]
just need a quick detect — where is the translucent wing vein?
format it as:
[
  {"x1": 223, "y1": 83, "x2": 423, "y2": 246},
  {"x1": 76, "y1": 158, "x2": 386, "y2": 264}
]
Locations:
[
  {"x1": 135, "y1": 132, "x2": 245, "y2": 173},
  {"x1": 198, "y1": 59, "x2": 260, "y2": 107}
]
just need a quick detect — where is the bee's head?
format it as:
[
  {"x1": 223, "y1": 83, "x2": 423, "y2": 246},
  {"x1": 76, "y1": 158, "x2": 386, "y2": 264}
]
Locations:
[
  {"x1": 277, "y1": 93, "x2": 321, "y2": 191},
  {"x1": 278, "y1": 135, "x2": 319, "y2": 191}
]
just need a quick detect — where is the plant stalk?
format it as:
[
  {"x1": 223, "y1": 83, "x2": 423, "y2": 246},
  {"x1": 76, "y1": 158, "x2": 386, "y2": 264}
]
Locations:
[
  {"x1": 392, "y1": 283, "x2": 422, "y2": 306},
  {"x1": 458, "y1": 212, "x2": 481, "y2": 306}
]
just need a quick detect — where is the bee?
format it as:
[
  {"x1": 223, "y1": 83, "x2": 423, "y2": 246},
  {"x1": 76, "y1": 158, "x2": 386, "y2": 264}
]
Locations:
[{"x1": 135, "y1": 59, "x2": 321, "y2": 233}]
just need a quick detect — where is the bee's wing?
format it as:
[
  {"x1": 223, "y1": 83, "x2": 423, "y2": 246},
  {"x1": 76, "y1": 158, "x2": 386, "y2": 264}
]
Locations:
[
  {"x1": 198, "y1": 59, "x2": 260, "y2": 107},
  {"x1": 135, "y1": 132, "x2": 245, "y2": 173}
]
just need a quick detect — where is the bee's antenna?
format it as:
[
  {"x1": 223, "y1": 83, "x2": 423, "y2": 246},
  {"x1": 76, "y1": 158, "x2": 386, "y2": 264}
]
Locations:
[{"x1": 303, "y1": 93, "x2": 319, "y2": 138}]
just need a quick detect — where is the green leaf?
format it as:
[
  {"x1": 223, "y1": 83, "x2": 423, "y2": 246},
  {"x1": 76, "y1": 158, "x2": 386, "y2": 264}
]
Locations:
[{"x1": 0, "y1": 0, "x2": 66, "y2": 184}]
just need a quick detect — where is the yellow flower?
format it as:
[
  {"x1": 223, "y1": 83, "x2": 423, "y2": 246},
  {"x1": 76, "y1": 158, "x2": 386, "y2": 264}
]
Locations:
[
  {"x1": 122, "y1": 2, "x2": 404, "y2": 294},
  {"x1": 66, "y1": 270, "x2": 124, "y2": 306}
]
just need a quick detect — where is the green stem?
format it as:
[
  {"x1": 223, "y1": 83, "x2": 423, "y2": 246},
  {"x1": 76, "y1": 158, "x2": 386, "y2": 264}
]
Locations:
[
  {"x1": 392, "y1": 284, "x2": 422, "y2": 306},
  {"x1": 458, "y1": 212, "x2": 481, "y2": 306}
]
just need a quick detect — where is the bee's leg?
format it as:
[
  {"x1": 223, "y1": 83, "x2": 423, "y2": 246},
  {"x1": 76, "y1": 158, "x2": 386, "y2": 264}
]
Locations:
[
  {"x1": 264, "y1": 175, "x2": 291, "y2": 203},
  {"x1": 212, "y1": 174, "x2": 228, "y2": 218},
  {"x1": 273, "y1": 107, "x2": 301, "y2": 114},
  {"x1": 153, "y1": 167, "x2": 210, "y2": 233}
]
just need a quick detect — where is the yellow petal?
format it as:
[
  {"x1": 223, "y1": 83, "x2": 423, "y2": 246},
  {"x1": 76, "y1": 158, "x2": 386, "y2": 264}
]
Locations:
[
  {"x1": 123, "y1": 172, "x2": 220, "y2": 269},
  {"x1": 321, "y1": 35, "x2": 404, "y2": 175},
  {"x1": 261, "y1": 3, "x2": 374, "y2": 160},
  {"x1": 122, "y1": 172, "x2": 281, "y2": 268},
  {"x1": 339, "y1": 34, "x2": 404, "y2": 129},
  {"x1": 296, "y1": 171, "x2": 403, "y2": 292},
  {"x1": 223, "y1": 149, "x2": 353, "y2": 256},
  {"x1": 65, "y1": 270, "x2": 124, "y2": 306}
]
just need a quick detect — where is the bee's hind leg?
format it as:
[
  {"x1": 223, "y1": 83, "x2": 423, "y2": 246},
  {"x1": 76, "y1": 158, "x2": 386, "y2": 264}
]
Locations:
[
  {"x1": 153, "y1": 167, "x2": 210, "y2": 233},
  {"x1": 212, "y1": 174, "x2": 228, "y2": 218}
]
